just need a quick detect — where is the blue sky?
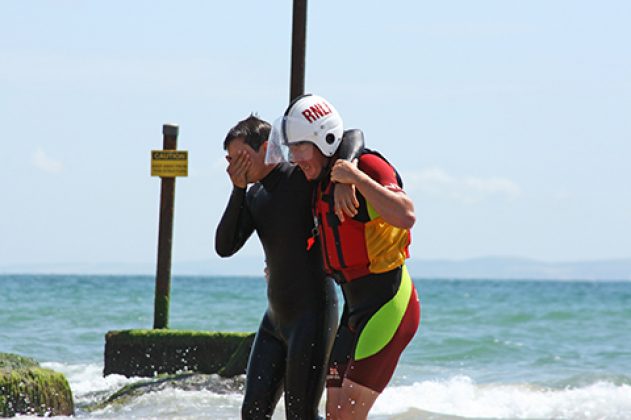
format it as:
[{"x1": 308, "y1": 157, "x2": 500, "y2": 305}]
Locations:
[{"x1": 1, "y1": 1, "x2": 630, "y2": 271}]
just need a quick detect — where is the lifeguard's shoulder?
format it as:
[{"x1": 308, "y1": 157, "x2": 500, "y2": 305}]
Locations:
[{"x1": 358, "y1": 152, "x2": 398, "y2": 187}]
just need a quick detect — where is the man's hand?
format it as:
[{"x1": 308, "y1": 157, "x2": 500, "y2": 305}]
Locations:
[
  {"x1": 226, "y1": 150, "x2": 251, "y2": 189},
  {"x1": 330, "y1": 159, "x2": 360, "y2": 185},
  {"x1": 334, "y1": 183, "x2": 359, "y2": 222}
]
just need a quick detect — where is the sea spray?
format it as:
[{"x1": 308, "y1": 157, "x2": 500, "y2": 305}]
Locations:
[
  {"x1": 372, "y1": 376, "x2": 631, "y2": 419},
  {"x1": 42, "y1": 362, "x2": 631, "y2": 419}
]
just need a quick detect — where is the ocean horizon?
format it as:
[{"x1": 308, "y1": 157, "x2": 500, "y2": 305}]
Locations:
[
  {"x1": 2, "y1": 256, "x2": 631, "y2": 281},
  {"x1": 2, "y1": 274, "x2": 630, "y2": 419}
]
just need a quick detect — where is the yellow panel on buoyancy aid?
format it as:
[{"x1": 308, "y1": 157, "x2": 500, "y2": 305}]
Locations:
[{"x1": 364, "y1": 202, "x2": 410, "y2": 274}]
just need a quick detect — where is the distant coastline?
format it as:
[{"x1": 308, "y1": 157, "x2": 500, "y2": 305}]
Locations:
[{"x1": 1, "y1": 256, "x2": 630, "y2": 281}]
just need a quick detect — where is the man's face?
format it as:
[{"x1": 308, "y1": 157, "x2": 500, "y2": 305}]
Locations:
[
  {"x1": 290, "y1": 143, "x2": 328, "y2": 181},
  {"x1": 226, "y1": 138, "x2": 268, "y2": 183}
]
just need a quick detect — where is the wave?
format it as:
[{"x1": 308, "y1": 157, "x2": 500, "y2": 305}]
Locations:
[
  {"x1": 373, "y1": 376, "x2": 631, "y2": 419},
  {"x1": 42, "y1": 362, "x2": 139, "y2": 407},
  {"x1": 43, "y1": 363, "x2": 631, "y2": 419}
]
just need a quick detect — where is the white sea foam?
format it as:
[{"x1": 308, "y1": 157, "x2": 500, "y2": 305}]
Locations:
[
  {"x1": 40, "y1": 362, "x2": 263, "y2": 419},
  {"x1": 38, "y1": 364, "x2": 631, "y2": 419},
  {"x1": 42, "y1": 361, "x2": 140, "y2": 407},
  {"x1": 373, "y1": 375, "x2": 631, "y2": 419},
  {"x1": 43, "y1": 362, "x2": 135, "y2": 393},
  {"x1": 89, "y1": 387, "x2": 244, "y2": 419}
]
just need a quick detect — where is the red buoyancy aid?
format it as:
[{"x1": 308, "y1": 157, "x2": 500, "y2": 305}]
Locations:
[{"x1": 315, "y1": 151, "x2": 411, "y2": 283}]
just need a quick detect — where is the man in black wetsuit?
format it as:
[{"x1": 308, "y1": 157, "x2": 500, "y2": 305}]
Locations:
[{"x1": 214, "y1": 115, "x2": 363, "y2": 420}]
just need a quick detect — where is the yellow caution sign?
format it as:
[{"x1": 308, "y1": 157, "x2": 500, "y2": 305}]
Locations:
[{"x1": 151, "y1": 150, "x2": 188, "y2": 177}]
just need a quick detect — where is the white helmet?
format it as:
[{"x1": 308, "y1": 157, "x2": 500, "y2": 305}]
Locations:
[
  {"x1": 284, "y1": 94, "x2": 343, "y2": 156},
  {"x1": 264, "y1": 94, "x2": 344, "y2": 165},
  {"x1": 286, "y1": 94, "x2": 344, "y2": 155}
]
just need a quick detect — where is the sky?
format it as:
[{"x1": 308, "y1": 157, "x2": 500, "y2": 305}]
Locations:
[{"x1": 1, "y1": 1, "x2": 630, "y2": 272}]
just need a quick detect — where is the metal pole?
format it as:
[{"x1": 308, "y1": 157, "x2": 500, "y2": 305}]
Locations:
[
  {"x1": 290, "y1": 0, "x2": 307, "y2": 101},
  {"x1": 153, "y1": 124, "x2": 179, "y2": 329}
]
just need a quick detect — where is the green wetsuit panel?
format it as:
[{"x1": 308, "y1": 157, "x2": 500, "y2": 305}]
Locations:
[{"x1": 354, "y1": 265, "x2": 412, "y2": 361}]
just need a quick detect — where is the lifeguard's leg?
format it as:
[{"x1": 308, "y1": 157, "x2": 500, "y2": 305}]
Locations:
[
  {"x1": 328, "y1": 379, "x2": 378, "y2": 420},
  {"x1": 328, "y1": 267, "x2": 421, "y2": 419}
]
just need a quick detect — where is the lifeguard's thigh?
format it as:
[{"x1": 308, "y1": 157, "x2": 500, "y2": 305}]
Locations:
[{"x1": 329, "y1": 268, "x2": 421, "y2": 393}]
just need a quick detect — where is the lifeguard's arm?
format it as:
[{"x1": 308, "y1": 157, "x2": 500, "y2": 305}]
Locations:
[
  {"x1": 333, "y1": 129, "x2": 365, "y2": 221},
  {"x1": 330, "y1": 159, "x2": 415, "y2": 229},
  {"x1": 215, "y1": 188, "x2": 256, "y2": 257}
]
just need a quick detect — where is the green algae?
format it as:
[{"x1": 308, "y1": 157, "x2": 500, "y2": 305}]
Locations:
[{"x1": 0, "y1": 353, "x2": 74, "y2": 417}]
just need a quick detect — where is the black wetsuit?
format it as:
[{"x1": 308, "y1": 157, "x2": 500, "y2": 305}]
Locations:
[{"x1": 215, "y1": 163, "x2": 338, "y2": 420}]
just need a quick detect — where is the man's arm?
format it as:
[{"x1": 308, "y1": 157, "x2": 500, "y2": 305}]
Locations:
[
  {"x1": 330, "y1": 158, "x2": 415, "y2": 229},
  {"x1": 215, "y1": 149, "x2": 255, "y2": 257},
  {"x1": 336, "y1": 129, "x2": 364, "y2": 162},
  {"x1": 332, "y1": 129, "x2": 365, "y2": 221},
  {"x1": 215, "y1": 187, "x2": 255, "y2": 257}
]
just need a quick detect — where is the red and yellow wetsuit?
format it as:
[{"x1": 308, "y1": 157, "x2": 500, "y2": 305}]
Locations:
[{"x1": 315, "y1": 151, "x2": 421, "y2": 393}]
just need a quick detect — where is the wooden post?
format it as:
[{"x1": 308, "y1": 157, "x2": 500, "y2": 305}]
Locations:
[
  {"x1": 290, "y1": 0, "x2": 308, "y2": 101},
  {"x1": 153, "y1": 124, "x2": 179, "y2": 329}
]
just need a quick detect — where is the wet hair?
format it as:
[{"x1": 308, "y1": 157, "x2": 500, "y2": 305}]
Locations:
[{"x1": 223, "y1": 114, "x2": 271, "y2": 151}]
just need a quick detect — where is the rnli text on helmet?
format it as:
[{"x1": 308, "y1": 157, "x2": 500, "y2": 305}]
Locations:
[{"x1": 301, "y1": 101, "x2": 333, "y2": 124}]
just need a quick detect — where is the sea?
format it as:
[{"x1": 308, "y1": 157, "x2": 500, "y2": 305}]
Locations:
[{"x1": 1, "y1": 274, "x2": 630, "y2": 419}]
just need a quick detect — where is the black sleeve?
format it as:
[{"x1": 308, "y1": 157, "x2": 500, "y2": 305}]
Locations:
[
  {"x1": 336, "y1": 129, "x2": 365, "y2": 161},
  {"x1": 214, "y1": 186, "x2": 256, "y2": 257}
]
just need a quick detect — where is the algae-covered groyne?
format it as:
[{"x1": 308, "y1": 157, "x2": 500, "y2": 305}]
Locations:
[{"x1": 0, "y1": 353, "x2": 74, "y2": 417}]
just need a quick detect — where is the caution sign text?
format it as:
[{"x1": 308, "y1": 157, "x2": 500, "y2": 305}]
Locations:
[{"x1": 151, "y1": 150, "x2": 188, "y2": 177}]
